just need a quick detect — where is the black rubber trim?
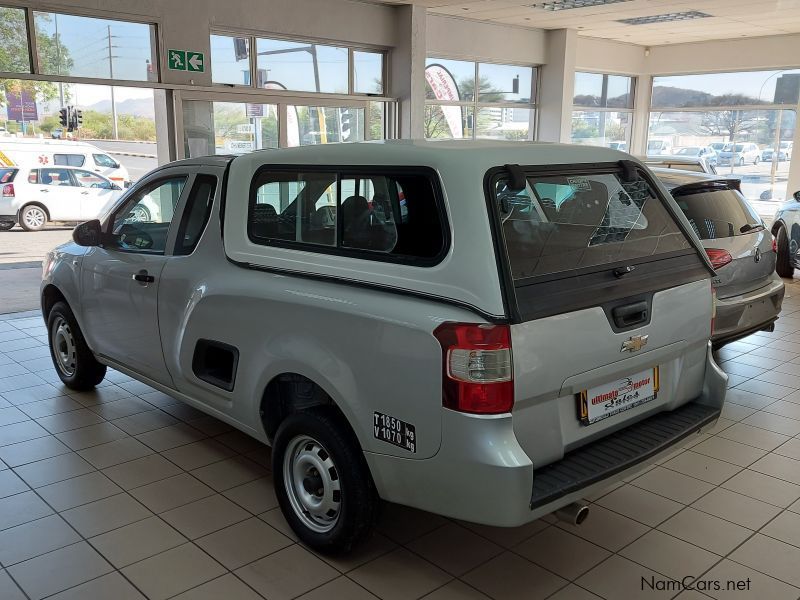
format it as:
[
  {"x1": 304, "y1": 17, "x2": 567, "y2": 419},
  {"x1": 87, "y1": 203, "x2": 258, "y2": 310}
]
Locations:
[
  {"x1": 713, "y1": 316, "x2": 779, "y2": 349},
  {"x1": 530, "y1": 400, "x2": 720, "y2": 509}
]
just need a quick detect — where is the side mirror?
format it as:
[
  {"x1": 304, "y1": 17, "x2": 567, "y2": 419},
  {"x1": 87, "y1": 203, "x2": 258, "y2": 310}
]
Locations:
[
  {"x1": 72, "y1": 220, "x2": 103, "y2": 247},
  {"x1": 794, "y1": 190, "x2": 800, "y2": 202},
  {"x1": 112, "y1": 184, "x2": 122, "y2": 191}
]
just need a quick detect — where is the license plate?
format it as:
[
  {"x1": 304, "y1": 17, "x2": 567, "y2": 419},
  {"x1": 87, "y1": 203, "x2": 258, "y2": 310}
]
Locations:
[{"x1": 579, "y1": 368, "x2": 659, "y2": 425}]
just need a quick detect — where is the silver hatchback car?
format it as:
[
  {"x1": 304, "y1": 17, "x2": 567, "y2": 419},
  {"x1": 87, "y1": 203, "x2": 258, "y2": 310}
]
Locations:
[
  {"x1": 653, "y1": 168, "x2": 785, "y2": 346},
  {"x1": 41, "y1": 142, "x2": 727, "y2": 552}
]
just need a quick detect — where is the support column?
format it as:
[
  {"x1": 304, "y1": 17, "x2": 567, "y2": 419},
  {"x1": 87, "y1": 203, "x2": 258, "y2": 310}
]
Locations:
[
  {"x1": 390, "y1": 4, "x2": 427, "y2": 139},
  {"x1": 538, "y1": 29, "x2": 577, "y2": 143},
  {"x1": 785, "y1": 107, "x2": 800, "y2": 201},
  {"x1": 630, "y1": 74, "x2": 652, "y2": 156}
]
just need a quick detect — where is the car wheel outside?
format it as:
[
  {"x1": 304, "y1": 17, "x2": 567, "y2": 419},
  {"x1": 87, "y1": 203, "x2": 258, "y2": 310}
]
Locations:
[
  {"x1": 20, "y1": 205, "x2": 47, "y2": 231},
  {"x1": 738, "y1": 157, "x2": 745, "y2": 167},
  {"x1": 0, "y1": 222, "x2": 14, "y2": 231},
  {"x1": 47, "y1": 301, "x2": 106, "y2": 390},
  {"x1": 272, "y1": 406, "x2": 378, "y2": 554},
  {"x1": 776, "y1": 225, "x2": 795, "y2": 278},
  {"x1": 130, "y1": 205, "x2": 151, "y2": 222}
]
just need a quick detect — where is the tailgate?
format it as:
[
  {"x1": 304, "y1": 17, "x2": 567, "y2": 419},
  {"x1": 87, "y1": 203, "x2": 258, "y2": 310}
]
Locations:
[{"x1": 488, "y1": 161, "x2": 713, "y2": 468}]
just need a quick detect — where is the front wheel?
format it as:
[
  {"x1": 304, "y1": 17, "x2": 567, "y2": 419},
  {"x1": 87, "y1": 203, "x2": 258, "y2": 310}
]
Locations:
[
  {"x1": 273, "y1": 407, "x2": 378, "y2": 554},
  {"x1": 20, "y1": 205, "x2": 47, "y2": 231},
  {"x1": 48, "y1": 301, "x2": 106, "y2": 390},
  {"x1": 776, "y1": 225, "x2": 795, "y2": 279}
]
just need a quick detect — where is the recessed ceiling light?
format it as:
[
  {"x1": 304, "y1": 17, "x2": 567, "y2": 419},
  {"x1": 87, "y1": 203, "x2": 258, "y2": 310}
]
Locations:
[
  {"x1": 617, "y1": 11, "x2": 711, "y2": 25},
  {"x1": 527, "y1": 0, "x2": 633, "y2": 11}
]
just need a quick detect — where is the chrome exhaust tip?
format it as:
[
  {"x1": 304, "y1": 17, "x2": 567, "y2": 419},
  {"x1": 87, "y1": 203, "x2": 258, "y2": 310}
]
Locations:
[{"x1": 555, "y1": 502, "x2": 590, "y2": 526}]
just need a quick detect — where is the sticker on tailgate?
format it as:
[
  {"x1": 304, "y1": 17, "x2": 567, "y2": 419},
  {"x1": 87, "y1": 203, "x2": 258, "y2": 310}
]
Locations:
[{"x1": 578, "y1": 367, "x2": 659, "y2": 425}]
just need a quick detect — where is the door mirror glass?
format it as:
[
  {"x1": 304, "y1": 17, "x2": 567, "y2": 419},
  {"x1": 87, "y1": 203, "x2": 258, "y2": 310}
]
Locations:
[
  {"x1": 72, "y1": 220, "x2": 102, "y2": 247},
  {"x1": 794, "y1": 190, "x2": 800, "y2": 202}
]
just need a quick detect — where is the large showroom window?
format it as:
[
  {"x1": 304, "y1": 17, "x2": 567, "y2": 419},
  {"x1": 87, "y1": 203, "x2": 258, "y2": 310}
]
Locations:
[
  {"x1": 0, "y1": 7, "x2": 31, "y2": 73},
  {"x1": 210, "y1": 32, "x2": 385, "y2": 95},
  {"x1": 571, "y1": 72, "x2": 635, "y2": 150},
  {"x1": 649, "y1": 69, "x2": 800, "y2": 202},
  {"x1": 424, "y1": 58, "x2": 537, "y2": 141}
]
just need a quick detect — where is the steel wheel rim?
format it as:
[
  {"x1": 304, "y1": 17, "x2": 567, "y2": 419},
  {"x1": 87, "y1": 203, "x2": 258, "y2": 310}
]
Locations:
[
  {"x1": 51, "y1": 316, "x2": 77, "y2": 377},
  {"x1": 283, "y1": 435, "x2": 341, "y2": 533},
  {"x1": 24, "y1": 208, "x2": 45, "y2": 228},
  {"x1": 131, "y1": 205, "x2": 149, "y2": 222}
]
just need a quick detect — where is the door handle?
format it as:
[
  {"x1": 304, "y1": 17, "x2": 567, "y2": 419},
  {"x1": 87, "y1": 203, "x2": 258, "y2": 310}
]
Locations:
[
  {"x1": 80, "y1": 191, "x2": 89, "y2": 195},
  {"x1": 612, "y1": 301, "x2": 649, "y2": 329},
  {"x1": 40, "y1": 189, "x2": 49, "y2": 193},
  {"x1": 132, "y1": 270, "x2": 155, "y2": 283}
]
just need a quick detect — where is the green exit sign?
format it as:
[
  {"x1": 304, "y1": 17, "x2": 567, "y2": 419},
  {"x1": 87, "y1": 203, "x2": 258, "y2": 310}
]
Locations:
[{"x1": 168, "y1": 49, "x2": 205, "y2": 73}]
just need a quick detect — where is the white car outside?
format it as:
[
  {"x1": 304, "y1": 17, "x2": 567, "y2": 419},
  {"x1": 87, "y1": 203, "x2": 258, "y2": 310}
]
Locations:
[
  {"x1": 0, "y1": 165, "x2": 125, "y2": 231},
  {"x1": 0, "y1": 139, "x2": 130, "y2": 186}
]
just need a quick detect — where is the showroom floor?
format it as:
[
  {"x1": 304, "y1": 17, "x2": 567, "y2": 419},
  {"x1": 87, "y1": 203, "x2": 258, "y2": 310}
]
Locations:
[{"x1": 0, "y1": 284, "x2": 799, "y2": 600}]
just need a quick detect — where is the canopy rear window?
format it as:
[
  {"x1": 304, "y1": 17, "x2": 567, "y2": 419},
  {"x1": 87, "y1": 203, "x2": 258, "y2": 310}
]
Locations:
[{"x1": 493, "y1": 167, "x2": 694, "y2": 281}]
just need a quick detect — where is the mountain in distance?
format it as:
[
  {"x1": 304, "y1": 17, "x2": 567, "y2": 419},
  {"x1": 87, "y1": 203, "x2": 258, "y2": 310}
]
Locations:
[{"x1": 85, "y1": 97, "x2": 155, "y2": 118}]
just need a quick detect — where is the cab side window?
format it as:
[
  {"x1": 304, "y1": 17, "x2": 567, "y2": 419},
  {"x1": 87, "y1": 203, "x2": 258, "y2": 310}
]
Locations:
[
  {"x1": 72, "y1": 170, "x2": 110, "y2": 188},
  {"x1": 110, "y1": 177, "x2": 187, "y2": 254},
  {"x1": 37, "y1": 168, "x2": 75, "y2": 187},
  {"x1": 53, "y1": 154, "x2": 85, "y2": 167},
  {"x1": 175, "y1": 175, "x2": 216, "y2": 255},
  {"x1": 93, "y1": 154, "x2": 119, "y2": 168}
]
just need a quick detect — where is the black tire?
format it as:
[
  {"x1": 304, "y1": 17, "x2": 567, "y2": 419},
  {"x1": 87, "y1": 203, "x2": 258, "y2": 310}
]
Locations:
[
  {"x1": 738, "y1": 157, "x2": 745, "y2": 167},
  {"x1": 272, "y1": 406, "x2": 378, "y2": 554},
  {"x1": 47, "y1": 301, "x2": 106, "y2": 390},
  {"x1": 0, "y1": 222, "x2": 13, "y2": 231},
  {"x1": 776, "y1": 225, "x2": 795, "y2": 279},
  {"x1": 19, "y1": 204, "x2": 47, "y2": 231}
]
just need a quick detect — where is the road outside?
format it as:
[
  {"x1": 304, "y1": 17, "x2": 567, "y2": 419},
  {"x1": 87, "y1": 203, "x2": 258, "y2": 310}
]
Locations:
[{"x1": 0, "y1": 228, "x2": 71, "y2": 313}]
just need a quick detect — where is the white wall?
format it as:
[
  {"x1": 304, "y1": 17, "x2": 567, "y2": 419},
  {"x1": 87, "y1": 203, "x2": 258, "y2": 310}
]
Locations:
[
  {"x1": 646, "y1": 34, "x2": 800, "y2": 75},
  {"x1": 426, "y1": 15, "x2": 546, "y2": 65},
  {"x1": 575, "y1": 37, "x2": 645, "y2": 75}
]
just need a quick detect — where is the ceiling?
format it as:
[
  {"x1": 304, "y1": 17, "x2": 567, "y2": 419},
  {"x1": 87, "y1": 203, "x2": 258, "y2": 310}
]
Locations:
[{"x1": 372, "y1": 0, "x2": 800, "y2": 46}]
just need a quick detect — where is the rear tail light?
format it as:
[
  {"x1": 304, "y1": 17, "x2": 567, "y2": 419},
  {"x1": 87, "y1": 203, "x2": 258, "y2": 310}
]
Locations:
[
  {"x1": 705, "y1": 248, "x2": 732, "y2": 270},
  {"x1": 711, "y1": 285, "x2": 717, "y2": 336},
  {"x1": 1, "y1": 184, "x2": 13, "y2": 198},
  {"x1": 433, "y1": 323, "x2": 514, "y2": 415},
  {"x1": 772, "y1": 237, "x2": 778, "y2": 253}
]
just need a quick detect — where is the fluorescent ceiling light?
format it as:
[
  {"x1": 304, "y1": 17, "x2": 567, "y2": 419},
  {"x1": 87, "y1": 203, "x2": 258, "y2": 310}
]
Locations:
[
  {"x1": 618, "y1": 11, "x2": 712, "y2": 25},
  {"x1": 528, "y1": 0, "x2": 633, "y2": 11}
]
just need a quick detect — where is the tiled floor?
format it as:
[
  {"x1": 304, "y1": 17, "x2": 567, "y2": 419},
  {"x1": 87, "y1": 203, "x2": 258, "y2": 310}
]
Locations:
[{"x1": 1, "y1": 281, "x2": 800, "y2": 600}]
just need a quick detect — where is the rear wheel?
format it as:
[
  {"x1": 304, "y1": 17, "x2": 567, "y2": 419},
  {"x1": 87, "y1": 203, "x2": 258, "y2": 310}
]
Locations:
[
  {"x1": 776, "y1": 225, "x2": 795, "y2": 279},
  {"x1": 20, "y1": 205, "x2": 47, "y2": 231},
  {"x1": 0, "y1": 222, "x2": 13, "y2": 231},
  {"x1": 273, "y1": 406, "x2": 378, "y2": 553},
  {"x1": 47, "y1": 301, "x2": 106, "y2": 390}
]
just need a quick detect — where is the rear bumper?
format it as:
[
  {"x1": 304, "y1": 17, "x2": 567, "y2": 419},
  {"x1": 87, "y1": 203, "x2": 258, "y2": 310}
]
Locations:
[
  {"x1": 713, "y1": 274, "x2": 785, "y2": 346},
  {"x1": 365, "y1": 342, "x2": 726, "y2": 526}
]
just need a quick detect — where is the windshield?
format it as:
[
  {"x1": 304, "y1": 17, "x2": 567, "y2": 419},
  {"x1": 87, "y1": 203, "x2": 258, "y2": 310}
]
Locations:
[
  {"x1": 724, "y1": 144, "x2": 745, "y2": 152},
  {"x1": 647, "y1": 141, "x2": 664, "y2": 150},
  {"x1": 672, "y1": 187, "x2": 763, "y2": 240},
  {"x1": 494, "y1": 169, "x2": 693, "y2": 280}
]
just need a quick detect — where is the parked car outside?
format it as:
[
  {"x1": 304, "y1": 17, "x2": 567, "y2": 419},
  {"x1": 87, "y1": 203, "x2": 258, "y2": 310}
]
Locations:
[
  {"x1": 41, "y1": 141, "x2": 726, "y2": 552},
  {"x1": 718, "y1": 142, "x2": 761, "y2": 166},
  {"x1": 640, "y1": 155, "x2": 718, "y2": 174},
  {"x1": 674, "y1": 145, "x2": 718, "y2": 165},
  {"x1": 772, "y1": 190, "x2": 800, "y2": 278},
  {"x1": 762, "y1": 141, "x2": 793, "y2": 162},
  {"x1": 0, "y1": 165, "x2": 124, "y2": 231},
  {"x1": 654, "y1": 168, "x2": 785, "y2": 346},
  {"x1": 51, "y1": 128, "x2": 64, "y2": 140},
  {"x1": 646, "y1": 138, "x2": 673, "y2": 155},
  {"x1": 710, "y1": 142, "x2": 727, "y2": 153},
  {"x1": 608, "y1": 141, "x2": 628, "y2": 151}
]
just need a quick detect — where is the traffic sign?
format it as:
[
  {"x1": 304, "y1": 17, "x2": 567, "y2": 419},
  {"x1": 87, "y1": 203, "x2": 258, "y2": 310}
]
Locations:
[
  {"x1": 236, "y1": 124, "x2": 255, "y2": 134},
  {"x1": 187, "y1": 52, "x2": 205, "y2": 72},
  {"x1": 168, "y1": 49, "x2": 186, "y2": 71}
]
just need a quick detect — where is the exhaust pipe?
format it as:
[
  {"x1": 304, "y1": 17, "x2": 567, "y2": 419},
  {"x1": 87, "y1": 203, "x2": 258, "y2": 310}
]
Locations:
[
  {"x1": 761, "y1": 323, "x2": 775, "y2": 333},
  {"x1": 555, "y1": 502, "x2": 590, "y2": 525}
]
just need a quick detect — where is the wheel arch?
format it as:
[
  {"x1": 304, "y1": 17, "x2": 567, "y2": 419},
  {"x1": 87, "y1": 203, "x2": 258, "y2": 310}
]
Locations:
[
  {"x1": 258, "y1": 372, "x2": 361, "y2": 449},
  {"x1": 771, "y1": 219, "x2": 786, "y2": 236},
  {"x1": 41, "y1": 284, "x2": 68, "y2": 320}
]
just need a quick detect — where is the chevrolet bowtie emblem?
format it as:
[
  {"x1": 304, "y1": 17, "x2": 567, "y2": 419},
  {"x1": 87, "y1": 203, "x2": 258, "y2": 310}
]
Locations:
[{"x1": 621, "y1": 335, "x2": 649, "y2": 353}]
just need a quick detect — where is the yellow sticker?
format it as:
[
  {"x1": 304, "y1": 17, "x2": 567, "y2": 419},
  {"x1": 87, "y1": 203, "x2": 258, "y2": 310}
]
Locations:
[{"x1": 0, "y1": 150, "x2": 14, "y2": 167}]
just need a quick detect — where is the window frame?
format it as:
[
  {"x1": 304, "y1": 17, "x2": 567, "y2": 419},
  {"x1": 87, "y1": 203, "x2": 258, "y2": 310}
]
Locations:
[
  {"x1": 571, "y1": 71, "x2": 636, "y2": 149},
  {"x1": 210, "y1": 29, "x2": 387, "y2": 97},
  {"x1": 174, "y1": 174, "x2": 217, "y2": 256},
  {"x1": 247, "y1": 164, "x2": 451, "y2": 267},
  {"x1": 424, "y1": 57, "x2": 539, "y2": 141}
]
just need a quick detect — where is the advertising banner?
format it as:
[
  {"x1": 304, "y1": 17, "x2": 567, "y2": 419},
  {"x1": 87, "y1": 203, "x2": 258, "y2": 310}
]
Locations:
[
  {"x1": 6, "y1": 87, "x2": 38, "y2": 122},
  {"x1": 425, "y1": 64, "x2": 463, "y2": 138}
]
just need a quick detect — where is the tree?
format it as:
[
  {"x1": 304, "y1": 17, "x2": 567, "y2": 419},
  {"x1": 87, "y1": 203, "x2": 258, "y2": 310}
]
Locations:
[
  {"x1": 423, "y1": 105, "x2": 456, "y2": 139},
  {"x1": 0, "y1": 9, "x2": 73, "y2": 109}
]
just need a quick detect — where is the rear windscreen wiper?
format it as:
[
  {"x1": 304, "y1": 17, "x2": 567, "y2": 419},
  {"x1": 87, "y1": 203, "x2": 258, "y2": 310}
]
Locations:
[{"x1": 739, "y1": 223, "x2": 764, "y2": 233}]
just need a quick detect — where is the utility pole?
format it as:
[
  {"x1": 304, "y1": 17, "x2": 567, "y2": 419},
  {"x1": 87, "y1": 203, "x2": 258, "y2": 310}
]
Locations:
[
  {"x1": 55, "y1": 15, "x2": 64, "y2": 108},
  {"x1": 108, "y1": 25, "x2": 119, "y2": 139}
]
